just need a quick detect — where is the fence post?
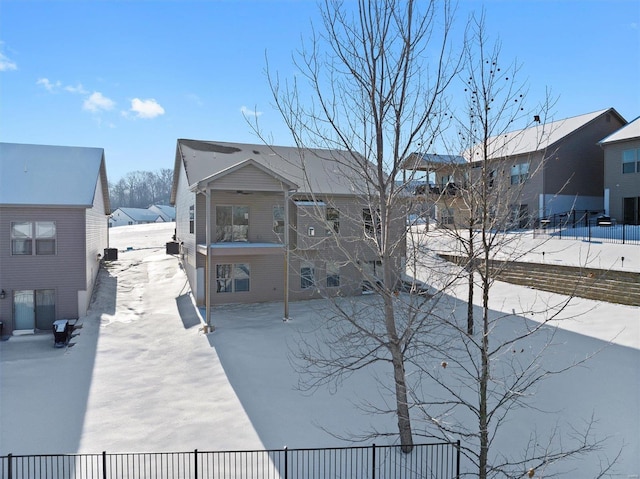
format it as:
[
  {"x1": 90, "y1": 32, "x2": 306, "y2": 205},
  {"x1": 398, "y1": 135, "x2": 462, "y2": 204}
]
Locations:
[
  {"x1": 623, "y1": 223, "x2": 626, "y2": 244},
  {"x1": 194, "y1": 449, "x2": 198, "y2": 479},
  {"x1": 7, "y1": 453, "x2": 12, "y2": 479},
  {"x1": 102, "y1": 451, "x2": 107, "y2": 479},
  {"x1": 371, "y1": 444, "x2": 376, "y2": 479},
  {"x1": 456, "y1": 441, "x2": 461, "y2": 479},
  {"x1": 284, "y1": 446, "x2": 288, "y2": 479},
  {"x1": 588, "y1": 220, "x2": 591, "y2": 242}
]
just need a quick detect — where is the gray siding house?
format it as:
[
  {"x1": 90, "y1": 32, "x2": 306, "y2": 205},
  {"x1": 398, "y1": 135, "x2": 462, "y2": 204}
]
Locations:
[
  {"x1": 170, "y1": 139, "x2": 405, "y2": 313},
  {"x1": 599, "y1": 116, "x2": 640, "y2": 224},
  {"x1": 0, "y1": 143, "x2": 110, "y2": 336},
  {"x1": 404, "y1": 108, "x2": 627, "y2": 227}
]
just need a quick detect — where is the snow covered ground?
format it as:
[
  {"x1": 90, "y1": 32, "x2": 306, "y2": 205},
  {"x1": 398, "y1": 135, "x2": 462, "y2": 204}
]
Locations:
[{"x1": 0, "y1": 222, "x2": 638, "y2": 478}]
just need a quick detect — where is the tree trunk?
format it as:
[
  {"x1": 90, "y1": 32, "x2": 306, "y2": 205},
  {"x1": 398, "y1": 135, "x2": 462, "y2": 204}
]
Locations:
[{"x1": 384, "y1": 294, "x2": 414, "y2": 453}]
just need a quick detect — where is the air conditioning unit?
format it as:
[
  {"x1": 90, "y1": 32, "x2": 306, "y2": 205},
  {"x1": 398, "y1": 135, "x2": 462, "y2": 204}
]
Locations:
[
  {"x1": 103, "y1": 248, "x2": 118, "y2": 261},
  {"x1": 166, "y1": 241, "x2": 180, "y2": 255}
]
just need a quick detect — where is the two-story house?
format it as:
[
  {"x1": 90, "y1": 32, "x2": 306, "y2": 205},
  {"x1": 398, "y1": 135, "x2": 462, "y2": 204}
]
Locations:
[
  {"x1": 170, "y1": 139, "x2": 405, "y2": 317},
  {"x1": 599, "y1": 116, "x2": 640, "y2": 224},
  {"x1": 0, "y1": 143, "x2": 110, "y2": 336},
  {"x1": 403, "y1": 108, "x2": 627, "y2": 228}
]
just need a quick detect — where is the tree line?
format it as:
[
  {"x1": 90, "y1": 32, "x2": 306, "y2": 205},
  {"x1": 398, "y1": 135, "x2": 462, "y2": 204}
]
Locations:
[{"x1": 109, "y1": 169, "x2": 173, "y2": 210}]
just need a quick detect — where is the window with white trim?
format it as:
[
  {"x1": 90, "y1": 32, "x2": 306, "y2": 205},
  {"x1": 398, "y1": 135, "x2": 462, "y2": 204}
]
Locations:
[
  {"x1": 11, "y1": 221, "x2": 56, "y2": 255},
  {"x1": 216, "y1": 263, "x2": 250, "y2": 293},
  {"x1": 216, "y1": 205, "x2": 249, "y2": 242}
]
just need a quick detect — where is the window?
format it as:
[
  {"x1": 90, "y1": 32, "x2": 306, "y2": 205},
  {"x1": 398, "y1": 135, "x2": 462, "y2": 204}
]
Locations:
[
  {"x1": 216, "y1": 263, "x2": 250, "y2": 293},
  {"x1": 363, "y1": 208, "x2": 380, "y2": 236},
  {"x1": 301, "y1": 263, "x2": 315, "y2": 289},
  {"x1": 326, "y1": 262, "x2": 340, "y2": 288},
  {"x1": 488, "y1": 169, "x2": 496, "y2": 188},
  {"x1": 11, "y1": 221, "x2": 56, "y2": 255},
  {"x1": 189, "y1": 205, "x2": 194, "y2": 234},
  {"x1": 216, "y1": 205, "x2": 249, "y2": 242},
  {"x1": 622, "y1": 149, "x2": 639, "y2": 174},
  {"x1": 510, "y1": 163, "x2": 529, "y2": 185},
  {"x1": 326, "y1": 207, "x2": 340, "y2": 234},
  {"x1": 273, "y1": 205, "x2": 285, "y2": 234}
]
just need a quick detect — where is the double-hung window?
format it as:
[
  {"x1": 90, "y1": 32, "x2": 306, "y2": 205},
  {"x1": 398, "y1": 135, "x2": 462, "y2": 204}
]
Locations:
[
  {"x1": 510, "y1": 163, "x2": 529, "y2": 185},
  {"x1": 216, "y1": 206, "x2": 249, "y2": 242},
  {"x1": 326, "y1": 207, "x2": 340, "y2": 234},
  {"x1": 273, "y1": 205, "x2": 285, "y2": 234},
  {"x1": 216, "y1": 263, "x2": 250, "y2": 293},
  {"x1": 301, "y1": 263, "x2": 315, "y2": 289},
  {"x1": 326, "y1": 262, "x2": 340, "y2": 288},
  {"x1": 11, "y1": 221, "x2": 56, "y2": 255},
  {"x1": 622, "y1": 149, "x2": 639, "y2": 174}
]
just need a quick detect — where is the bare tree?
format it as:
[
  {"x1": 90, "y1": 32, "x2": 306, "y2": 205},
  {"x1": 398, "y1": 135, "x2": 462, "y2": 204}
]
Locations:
[
  {"x1": 109, "y1": 169, "x2": 173, "y2": 209},
  {"x1": 405, "y1": 14, "x2": 615, "y2": 478},
  {"x1": 261, "y1": 0, "x2": 460, "y2": 452}
]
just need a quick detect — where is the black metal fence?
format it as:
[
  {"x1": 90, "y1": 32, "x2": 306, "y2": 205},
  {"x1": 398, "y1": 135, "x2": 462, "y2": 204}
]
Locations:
[
  {"x1": 0, "y1": 442, "x2": 460, "y2": 479},
  {"x1": 534, "y1": 210, "x2": 640, "y2": 245}
]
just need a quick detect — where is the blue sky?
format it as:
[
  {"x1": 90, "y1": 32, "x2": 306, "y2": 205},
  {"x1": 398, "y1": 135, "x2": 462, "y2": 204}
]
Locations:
[{"x1": 1, "y1": 0, "x2": 638, "y2": 182}]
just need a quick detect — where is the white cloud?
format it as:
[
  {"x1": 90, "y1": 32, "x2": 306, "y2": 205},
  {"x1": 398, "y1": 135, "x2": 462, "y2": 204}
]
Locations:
[
  {"x1": 241, "y1": 105, "x2": 263, "y2": 117},
  {"x1": 36, "y1": 78, "x2": 61, "y2": 92},
  {"x1": 0, "y1": 52, "x2": 17, "y2": 71},
  {"x1": 129, "y1": 98, "x2": 165, "y2": 119},
  {"x1": 83, "y1": 92, "x2": 115, "y2": 112},
  {"x1": 65, "y1": 83, "x2": 88, "y2": 95}
]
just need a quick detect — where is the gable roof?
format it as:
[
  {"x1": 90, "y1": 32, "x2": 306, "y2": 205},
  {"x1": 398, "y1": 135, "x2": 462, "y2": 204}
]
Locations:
[
  {"x1": 465, "y1": 108, "x2": 626, "y2": 161},
  {"x1": 0, "y1": 142, "x2": 110, "y2": 211},
  {"x1": 114, "y1": 207, "x2": 163, "y2": 222},
  {"x1": 172, "y1": 139, "x2": 371, "y2": 202},
  {"x1": 148, "y1": 204, "x2": 175, "y2": 220},
  {"x1": 599, "y1": 116, "x2": 640, "y2": 145}
]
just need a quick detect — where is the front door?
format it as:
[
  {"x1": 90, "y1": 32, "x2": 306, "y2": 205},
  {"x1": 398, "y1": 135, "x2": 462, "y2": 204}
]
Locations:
[{"x1": 13, "y1": 289, "x2": 56, "y2": 332}]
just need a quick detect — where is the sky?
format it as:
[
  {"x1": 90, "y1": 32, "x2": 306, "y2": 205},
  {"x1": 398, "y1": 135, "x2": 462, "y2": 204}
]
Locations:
[
  {"x1": 1, "y1": 222, "x2": 638, "y2": 477},
  {"x1": 0, "y1": 0, "x2": 639, "y2": 183}
]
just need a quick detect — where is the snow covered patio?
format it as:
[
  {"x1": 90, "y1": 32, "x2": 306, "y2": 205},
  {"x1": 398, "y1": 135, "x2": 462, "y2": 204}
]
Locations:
[{"x1": 0, "y1": 223, "x2": 638, "y2": 477}]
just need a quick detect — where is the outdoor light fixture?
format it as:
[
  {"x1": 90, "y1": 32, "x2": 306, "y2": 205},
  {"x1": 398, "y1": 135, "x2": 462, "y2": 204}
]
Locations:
[{"x1": 0, "y1": 290, "x2": 5, "y2": 300}]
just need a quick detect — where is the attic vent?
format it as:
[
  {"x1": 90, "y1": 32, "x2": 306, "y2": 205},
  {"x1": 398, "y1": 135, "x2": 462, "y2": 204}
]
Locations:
[
  {"x1": 252, "y1": 150, "x2": 260, "y2": 155},
  {"x1": 606, "y1": 114, "x2": 611, "y2": 123}
]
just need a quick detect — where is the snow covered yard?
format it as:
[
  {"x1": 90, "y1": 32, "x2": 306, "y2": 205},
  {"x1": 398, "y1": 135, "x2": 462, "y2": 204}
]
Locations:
[{"x1": 0, "y1": 223, "x2": 638, "y2": 477}]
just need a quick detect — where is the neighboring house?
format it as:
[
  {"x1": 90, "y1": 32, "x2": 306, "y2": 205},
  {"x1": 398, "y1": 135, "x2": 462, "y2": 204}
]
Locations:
[
  {"x1": 148, "y1": 204, "x2": 176, "y2": 222},
  {"x1": 0, "y1": 142, "x2": 110, "y2": 336},
  {"x1": 599, "y1": 116, "x2": 640, "y2": 224},
  {"x1": 403, "y1": 108, "x2": 627, "y2": 228},
  {"x1": 109, "y1": 207, "x2": 163, "y2": 227},
  {"x1": 170, "y1": 139, "x2": 405, "y2": 308}
]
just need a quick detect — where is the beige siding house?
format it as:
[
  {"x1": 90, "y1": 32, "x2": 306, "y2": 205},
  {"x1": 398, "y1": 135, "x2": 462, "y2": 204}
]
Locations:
[
  {"x1": 0, "y1": 143, "x2": 110, "y2": 336},
  {"x1": 403, "y1": 108, "x2": 627, "y2": 228},
  {"x1": 170, "y1": 140, "x2": 405, "y2": 313},
  {"x1": 599, "y1": 116, "x2": 640, "y2": 224}
]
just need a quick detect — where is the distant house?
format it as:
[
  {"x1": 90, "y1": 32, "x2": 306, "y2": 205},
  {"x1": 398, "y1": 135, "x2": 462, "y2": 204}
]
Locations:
[
  {"x1": 0, "y1": 143, "x2": 110, "y2": 336},
  {"x1": 109, "y1": 205, "x2": 176, "y2": 227},
  {"x1": 599, "y1": 116, "x2": 640, "y2": 224},
  {"x1": 403, "y1": 108, "x2": 627, "y2": 228},
  {"x1": 109, "y1": 207, "x2": 163, "y2": 227},
  {"x1": 170, "y1": 139, "x2": 405, "y2": 308},
  {"x1": 148, "y1": 204, "x2": 176, "y2": 222}
]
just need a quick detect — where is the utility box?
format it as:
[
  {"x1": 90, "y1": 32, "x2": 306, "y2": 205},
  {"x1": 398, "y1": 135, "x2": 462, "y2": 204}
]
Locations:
[
  {"x1": 166, "y1": 241, "x2": 180, "y2": 255},
  {"x1": 104, "y1": 248, "x2": 118, "y2": 261}
]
